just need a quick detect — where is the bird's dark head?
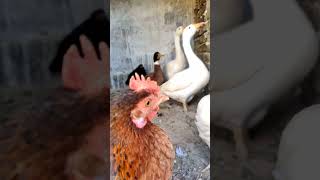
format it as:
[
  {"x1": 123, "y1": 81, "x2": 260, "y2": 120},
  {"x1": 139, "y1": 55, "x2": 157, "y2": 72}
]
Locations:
[{"x1": 153, "y1": 52, "x2": 165, "y2": 62}]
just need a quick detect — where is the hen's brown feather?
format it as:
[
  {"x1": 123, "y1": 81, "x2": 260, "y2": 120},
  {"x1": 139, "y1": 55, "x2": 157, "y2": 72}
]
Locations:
[{"x1": 111, "y1": 90, "x2": 174, "y2": 180}]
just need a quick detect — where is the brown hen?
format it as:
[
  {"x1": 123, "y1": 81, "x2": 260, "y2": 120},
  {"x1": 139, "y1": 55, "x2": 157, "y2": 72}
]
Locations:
[{"x1": 111, "y1": 74, "x2": 174, "y2": 180}]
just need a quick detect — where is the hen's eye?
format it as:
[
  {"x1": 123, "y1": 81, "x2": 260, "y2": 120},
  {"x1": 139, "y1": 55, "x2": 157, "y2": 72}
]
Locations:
[{"x1": 146, "y1": 101, "x2": 151, "y2": 106}]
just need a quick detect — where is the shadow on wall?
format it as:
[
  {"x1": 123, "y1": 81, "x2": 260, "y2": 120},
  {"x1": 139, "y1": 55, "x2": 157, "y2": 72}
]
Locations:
[
  {"x1": 0, "y1": 0, "x2": 107, "y2": 88},
  {"x1": 110, "y1": 0, "x2": 195, "y2": 89}
]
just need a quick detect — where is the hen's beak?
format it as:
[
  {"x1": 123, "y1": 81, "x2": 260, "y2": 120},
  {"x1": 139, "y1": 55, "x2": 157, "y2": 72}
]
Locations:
[
  {"x1": 194, "y1": 21, "x2": 208, "y2": 30},
  {"x1": 131, "y1": 109, "x2": 148, "y2": 128}
]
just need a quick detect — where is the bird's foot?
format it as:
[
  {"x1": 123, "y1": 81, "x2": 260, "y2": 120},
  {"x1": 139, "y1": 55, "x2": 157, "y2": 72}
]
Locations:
[{"x1": 182, "y1": 102, "x2": 188, "y2": 112}]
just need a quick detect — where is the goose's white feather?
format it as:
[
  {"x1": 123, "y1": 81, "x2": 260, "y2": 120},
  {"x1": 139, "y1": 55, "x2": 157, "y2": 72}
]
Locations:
[
  {"x1": 161, "y1": 23, "x2": 209, "y2": 107},
  {"x1": 165, "y1": 26, "x2": 187, "y2": 80},
  {"x1": 195, "y1": 95, "x2": 210, "y2": 147}
]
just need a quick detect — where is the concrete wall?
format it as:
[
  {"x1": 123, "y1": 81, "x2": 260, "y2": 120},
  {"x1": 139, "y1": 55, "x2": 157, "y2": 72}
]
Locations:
[
  {"x1": 0, "y1": 0, "x2": 108, "y2": 88},
  {"x1": 110, "y1": 0, "x2": 195, "y2": 89}
]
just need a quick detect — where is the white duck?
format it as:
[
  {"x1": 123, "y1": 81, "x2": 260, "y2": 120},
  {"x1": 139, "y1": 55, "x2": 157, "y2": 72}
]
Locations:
[
  {"x1": 161, "y1": 22, "x2": 210, "y2": 112},
  {"x1": 195, "y1": 94, "x2": 210, "y2": 172},
  {"x1": 274, "y1": 105, "x2": 320, "y2": 180},
  {"x1": 165, "y1": 26, "x2": 187, "y2": 80}
]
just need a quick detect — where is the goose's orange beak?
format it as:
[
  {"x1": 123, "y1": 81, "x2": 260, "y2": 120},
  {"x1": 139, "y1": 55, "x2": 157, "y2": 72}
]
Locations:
[{"x1": 194, "y1": 21, "x2": 208, "y2": 30}]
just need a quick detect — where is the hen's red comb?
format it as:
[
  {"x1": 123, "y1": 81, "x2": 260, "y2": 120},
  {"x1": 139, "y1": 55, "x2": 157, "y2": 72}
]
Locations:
[{"x1": 129, "y1": 73, "x2": 160, "y2": 94}]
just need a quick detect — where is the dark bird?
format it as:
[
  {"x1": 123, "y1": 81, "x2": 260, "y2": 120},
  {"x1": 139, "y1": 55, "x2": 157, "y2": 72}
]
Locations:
[
  {"x1": 147, "y1": 52, "x2": 165, "y2": 85},
  {"x1": 125, "y1": 64, "x2": 147, "y2": 85}
]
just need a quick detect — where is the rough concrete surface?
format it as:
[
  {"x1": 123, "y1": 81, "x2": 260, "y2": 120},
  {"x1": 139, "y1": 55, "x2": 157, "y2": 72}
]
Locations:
[{"x1": 110, "y1": 0, "x2": 195, "y2": 89}]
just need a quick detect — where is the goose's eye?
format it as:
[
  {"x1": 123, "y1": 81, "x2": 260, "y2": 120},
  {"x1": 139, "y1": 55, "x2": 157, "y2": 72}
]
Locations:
[{"x1": 189, "y1": 27, "x2": 191, "y2": 29}]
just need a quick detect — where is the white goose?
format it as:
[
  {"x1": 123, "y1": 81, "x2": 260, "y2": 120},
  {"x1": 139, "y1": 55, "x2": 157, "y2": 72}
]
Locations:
[
  {"x1": 274, "y1": 105, "x2": 320, "y2": 180},
  {"x1": 212, "y1": 0, "x2": 318, "y2": 175},
  {"x1": 161, "y1": 22, "x2": 210, "y2": 112},
  {"x1": 165, "y1": 26, "x2": 187, "y2": 80},
  {"x1": 195, "y1": 94, "x2": 210, "y2": 173}
]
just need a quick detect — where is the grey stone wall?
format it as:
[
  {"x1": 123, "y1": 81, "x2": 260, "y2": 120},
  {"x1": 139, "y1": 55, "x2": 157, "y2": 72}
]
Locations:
[
  {"x1": 0, "y1": 0, "x2": 107, "y2": 88},
  {"x1": 110, "y1": 0, "x2": 195, "y2": 89}
]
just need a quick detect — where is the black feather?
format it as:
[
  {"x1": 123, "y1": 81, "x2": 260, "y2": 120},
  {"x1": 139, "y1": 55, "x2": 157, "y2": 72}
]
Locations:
[{"x1": 125, "y1": 64, "x2": 147, "y2": 85}]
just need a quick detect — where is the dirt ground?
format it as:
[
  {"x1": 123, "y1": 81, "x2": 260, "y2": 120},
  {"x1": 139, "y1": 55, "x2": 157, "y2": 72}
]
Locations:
[
  {"x1": 111, "y1": 89, "x2": 211, "y2": 180},
  {"x1": 156, "y1": 98, "x2": 210, "y2": 180}
]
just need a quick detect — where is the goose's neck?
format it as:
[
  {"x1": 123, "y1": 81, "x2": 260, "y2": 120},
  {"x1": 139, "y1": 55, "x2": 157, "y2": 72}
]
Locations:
[
  {"x1": 174, "y1": 35, "x2": 184, "y2": 61},
  {"x1": 182, "y1": 34, "x2": 201, "y2": 68}
]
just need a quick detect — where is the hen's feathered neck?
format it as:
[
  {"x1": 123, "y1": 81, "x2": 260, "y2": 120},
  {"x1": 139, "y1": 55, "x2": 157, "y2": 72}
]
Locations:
[{"x1": 110, "y1": 90, "x2": 170, "y2": 178}]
